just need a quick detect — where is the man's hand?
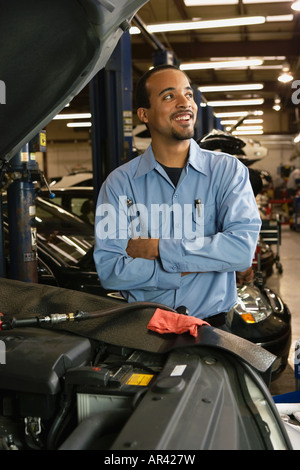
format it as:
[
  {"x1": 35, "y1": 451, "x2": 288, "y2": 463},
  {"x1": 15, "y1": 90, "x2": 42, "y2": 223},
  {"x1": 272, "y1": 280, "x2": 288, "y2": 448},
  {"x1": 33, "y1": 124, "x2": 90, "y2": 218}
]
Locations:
[
  {"x1": 236, "y1": 267, "x2": 254, "y2": 285},
  {"x1": 126, "y1": 237, "x2": 159, "y2": 260}
]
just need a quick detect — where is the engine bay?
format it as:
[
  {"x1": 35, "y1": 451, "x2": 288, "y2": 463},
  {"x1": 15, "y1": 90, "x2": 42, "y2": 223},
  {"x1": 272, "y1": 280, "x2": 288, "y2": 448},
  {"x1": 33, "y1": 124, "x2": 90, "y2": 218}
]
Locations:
[
  {"x1": 0, "y1": 278, "x2": 292, "y2": 450},
  {"x1": 0, "y1": 327, "x2": 163, "y2": 450},
  {"x1": 0, "y1": 323, "x2": 292, "y2": 450}
]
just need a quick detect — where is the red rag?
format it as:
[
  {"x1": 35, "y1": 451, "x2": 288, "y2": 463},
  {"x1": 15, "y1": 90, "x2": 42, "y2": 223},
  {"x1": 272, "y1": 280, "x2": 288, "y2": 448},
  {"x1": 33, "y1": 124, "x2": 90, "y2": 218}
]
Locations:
[{"x1": 147, "y1": 308, "x2": 210, "y2": 338}]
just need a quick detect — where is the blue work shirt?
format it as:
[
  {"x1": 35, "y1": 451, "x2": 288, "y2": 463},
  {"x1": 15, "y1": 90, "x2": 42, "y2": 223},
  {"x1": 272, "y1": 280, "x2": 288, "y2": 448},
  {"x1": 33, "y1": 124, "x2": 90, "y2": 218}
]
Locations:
[{"x1": 94, "y1": 139, "x2": 261, "y2": 319}]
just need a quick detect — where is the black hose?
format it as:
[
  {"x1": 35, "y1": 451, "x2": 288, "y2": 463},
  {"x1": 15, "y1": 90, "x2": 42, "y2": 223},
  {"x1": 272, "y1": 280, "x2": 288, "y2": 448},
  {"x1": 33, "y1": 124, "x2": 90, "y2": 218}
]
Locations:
[
  {"x1": 1, "y1": 301, "x2": 178, "y2": 330},
  {"x1": 78, "y1": 301, "x2": 177, "y2": 321},
  {"x1": 46, "y1": 396, "x2": 73, "y2": 450},
  {"x1": 58, "y1": 410, "x2": 131, "y2": 450}
]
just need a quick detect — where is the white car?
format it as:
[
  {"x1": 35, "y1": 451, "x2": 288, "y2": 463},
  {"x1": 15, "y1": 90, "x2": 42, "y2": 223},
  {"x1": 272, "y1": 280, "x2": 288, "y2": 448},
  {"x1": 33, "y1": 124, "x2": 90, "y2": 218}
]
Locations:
[
  {"x1": 132, "y1": 124, "x2": 151, "y2": 153},
  {"x1": 50, "y1": 172, "x2": 93, "y2": 188}
]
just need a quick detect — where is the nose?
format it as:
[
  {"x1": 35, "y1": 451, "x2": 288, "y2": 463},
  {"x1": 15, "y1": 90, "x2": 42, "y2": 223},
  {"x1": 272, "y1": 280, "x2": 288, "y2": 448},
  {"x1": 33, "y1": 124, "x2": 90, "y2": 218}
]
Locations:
[{"x1": 176, "y1": 93, "x2": 193, "y2": 109}]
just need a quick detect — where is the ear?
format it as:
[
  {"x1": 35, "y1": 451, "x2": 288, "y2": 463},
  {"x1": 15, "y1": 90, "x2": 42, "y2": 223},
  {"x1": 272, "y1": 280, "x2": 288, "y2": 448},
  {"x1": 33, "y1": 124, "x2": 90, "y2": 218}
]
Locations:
[{"x1": 137, "y1": 107, "x2": 148, "y2": 124}]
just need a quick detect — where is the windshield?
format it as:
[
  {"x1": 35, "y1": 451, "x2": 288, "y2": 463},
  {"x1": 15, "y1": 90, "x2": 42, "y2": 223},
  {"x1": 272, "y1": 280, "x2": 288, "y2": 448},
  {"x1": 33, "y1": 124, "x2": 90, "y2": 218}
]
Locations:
[{"x1": 35, "y1": 198, "x2": 94, "y2": 265}]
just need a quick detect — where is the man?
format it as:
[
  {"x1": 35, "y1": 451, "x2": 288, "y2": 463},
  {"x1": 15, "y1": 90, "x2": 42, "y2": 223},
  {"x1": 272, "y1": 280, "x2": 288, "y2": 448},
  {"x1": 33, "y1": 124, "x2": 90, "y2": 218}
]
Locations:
[{"x1": 94, "y1": 65, "x2": 261, "y2": 325}]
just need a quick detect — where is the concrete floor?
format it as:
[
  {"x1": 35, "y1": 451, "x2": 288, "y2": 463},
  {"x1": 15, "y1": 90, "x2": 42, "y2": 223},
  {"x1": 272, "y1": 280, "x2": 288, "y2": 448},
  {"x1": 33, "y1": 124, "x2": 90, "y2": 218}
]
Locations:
[{"x1": 266, "y1": 225, "x2": 300, "y2": 396}]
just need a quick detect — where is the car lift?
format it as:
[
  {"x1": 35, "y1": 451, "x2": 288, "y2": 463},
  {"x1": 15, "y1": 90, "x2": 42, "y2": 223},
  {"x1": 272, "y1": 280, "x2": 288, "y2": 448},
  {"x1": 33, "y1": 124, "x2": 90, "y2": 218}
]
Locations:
[{"x1": 0, "y1": 132, "x2": 47, "y2": 283}]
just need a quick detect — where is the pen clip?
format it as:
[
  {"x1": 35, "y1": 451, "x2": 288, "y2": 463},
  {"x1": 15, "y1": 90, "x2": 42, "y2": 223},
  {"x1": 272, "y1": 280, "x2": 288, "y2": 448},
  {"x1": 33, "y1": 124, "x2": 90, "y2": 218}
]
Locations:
[{"x1": 194, "y1": 199, "x2": 201, "y2": 217}]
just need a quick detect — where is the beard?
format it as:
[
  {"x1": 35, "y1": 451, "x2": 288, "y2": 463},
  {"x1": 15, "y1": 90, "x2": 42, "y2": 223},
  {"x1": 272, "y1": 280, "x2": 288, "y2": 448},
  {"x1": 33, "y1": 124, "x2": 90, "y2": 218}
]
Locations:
[{"x1": 171, "y1": 126, "x2": 195, "y2": 141}]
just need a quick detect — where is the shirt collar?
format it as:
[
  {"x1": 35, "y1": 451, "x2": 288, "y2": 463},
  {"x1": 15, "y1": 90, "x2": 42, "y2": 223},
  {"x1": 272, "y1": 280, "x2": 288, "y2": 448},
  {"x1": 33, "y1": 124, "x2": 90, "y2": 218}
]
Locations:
[
  {"x1": 133, "y1": 138, "x2": 208, "y2": 179},
  {"x1": 187, "y1": 139, "x2": 208, "y2": 176}
]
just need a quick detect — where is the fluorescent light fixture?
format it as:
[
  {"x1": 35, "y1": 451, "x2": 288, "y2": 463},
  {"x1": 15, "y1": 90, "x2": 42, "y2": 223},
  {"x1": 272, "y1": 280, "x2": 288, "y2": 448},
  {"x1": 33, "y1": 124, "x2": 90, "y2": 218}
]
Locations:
[
  {"x1": 184, "y1": 0, "x2": 292, "y2": 4},
  {"x1": 292, "y1": 1, "x2": 300, "y2": 11},
  {"x1": 199, "y1": 83, "x2": 263, "y2": 92},
  {"x1": 232, "y1": 130, "x2": 263, "y2": 135},
  {"x1": 242, "y1": 119, "x2": 264, "y2": 124},
  {"x1": 181, "y1": 59, "x2": 263, "y2": 71},
  {"x1": 66, "y1": 122, "x2": 92, "y2": 128},
  {"x1": 130, "y1": 26, "x2": 141, "y2": 34},
  {"x1": 236, "y1": 125, "x2": 263, "y2": 131},
  {"x1": 250, "y1": 65, "x2": 283, "y2": 70},
  {"x1": 278, "y1": 70, "x2": 294, "y2": 83},
  {"x1": 221, "y1": 119, "x2": 263, "y2": 125},
  {"x1": 54, "y1": 113, "x2": 91, "y2": 120},
  {"x1": 215, "y1": 110, "x2": 263, "y2": 118},
  {"x1": 207, "y1": 98, "x2": 264, "y2": 107},
  {"x1": 130, "y1": 16, "x2": 265, "y2": 35},
  {"x1": 266, "y1": 15, "x2": 294, "y2": 22},
  {"x1": 294, "y1": 134, "x2": 300, "y2": 143},
  {"x1": 243, "y1": 0, "x2": 292, "y2": 3},
  {"x1": 129, "y1": 13, "x2": 291, "y2": 36},
  {"x1": 262, "y1": 56, "x2": 286, "y2": 60},
  {"x1": 216, "y1": 111, "x2": 249, "y2": 118},
  {"x1": 210, "y1": 56, "x2": 283, "y2": 61},
  {"x1": 184, "y1": 0, "x2": 238, "y2": 5}
]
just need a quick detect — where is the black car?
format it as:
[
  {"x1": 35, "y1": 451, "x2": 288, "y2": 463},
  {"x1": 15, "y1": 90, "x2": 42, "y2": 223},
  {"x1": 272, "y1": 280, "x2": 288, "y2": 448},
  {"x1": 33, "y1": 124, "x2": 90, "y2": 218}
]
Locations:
[
  {"x1": 39, "y1": 186, "x2": 96, "y2": 225},
  {"x1": 2, "y1": 195, "x2": 106, "y2": 297}
]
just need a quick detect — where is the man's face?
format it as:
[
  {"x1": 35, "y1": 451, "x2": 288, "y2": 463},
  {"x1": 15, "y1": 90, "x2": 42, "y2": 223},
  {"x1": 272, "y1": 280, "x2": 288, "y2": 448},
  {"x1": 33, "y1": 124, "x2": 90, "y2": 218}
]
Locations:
[{"x1": 138, "y1": 68, "x2": 198, "y2": 142}]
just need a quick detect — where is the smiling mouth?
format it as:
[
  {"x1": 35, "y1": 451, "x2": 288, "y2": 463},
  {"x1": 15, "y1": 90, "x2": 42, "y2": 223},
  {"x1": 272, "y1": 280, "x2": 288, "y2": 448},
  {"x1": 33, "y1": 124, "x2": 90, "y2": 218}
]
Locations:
[{"x1": 173, "y1": 113, "x2": 194, "y2": 123}]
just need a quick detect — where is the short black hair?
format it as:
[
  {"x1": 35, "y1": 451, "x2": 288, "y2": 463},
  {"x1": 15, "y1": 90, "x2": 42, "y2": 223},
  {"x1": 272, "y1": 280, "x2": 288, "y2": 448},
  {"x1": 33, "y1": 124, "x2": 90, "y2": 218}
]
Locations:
[{"x1": 135, "y1": 64, "x2": 186, "y2": 109}]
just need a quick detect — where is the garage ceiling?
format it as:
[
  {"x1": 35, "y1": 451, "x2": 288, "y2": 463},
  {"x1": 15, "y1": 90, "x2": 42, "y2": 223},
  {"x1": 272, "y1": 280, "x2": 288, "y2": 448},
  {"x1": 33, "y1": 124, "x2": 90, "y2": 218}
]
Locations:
[
  {"x1": 129, "y1": 0, "x2": 300, "y2": 136},
  {"x1": 50, "y1": 0, "x2": 300, "y2": 140}
]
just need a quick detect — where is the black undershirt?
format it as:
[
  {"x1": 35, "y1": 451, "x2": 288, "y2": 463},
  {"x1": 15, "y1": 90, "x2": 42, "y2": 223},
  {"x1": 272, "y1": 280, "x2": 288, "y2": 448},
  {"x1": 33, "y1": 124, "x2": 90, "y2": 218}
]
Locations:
[{"x1": 158, "y1": 162, "x2": 183, "y2": 187}]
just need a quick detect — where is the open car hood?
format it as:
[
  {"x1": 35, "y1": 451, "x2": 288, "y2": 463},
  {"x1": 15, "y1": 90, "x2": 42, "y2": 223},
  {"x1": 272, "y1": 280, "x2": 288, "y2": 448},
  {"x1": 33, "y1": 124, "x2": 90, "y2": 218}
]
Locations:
[{"x1": 0, "y1": 0, "x2": 147, "y2": 162}]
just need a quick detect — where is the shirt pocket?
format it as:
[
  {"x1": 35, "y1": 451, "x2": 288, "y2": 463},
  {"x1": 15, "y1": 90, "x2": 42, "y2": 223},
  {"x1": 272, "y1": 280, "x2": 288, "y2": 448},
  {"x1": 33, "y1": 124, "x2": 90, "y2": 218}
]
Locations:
[
  {"x1": 126, "y1": 196, "x2": 150, "y2": 238},
  {"x1": 192, "y1": 202, "x2": 217, "y2": 237}
]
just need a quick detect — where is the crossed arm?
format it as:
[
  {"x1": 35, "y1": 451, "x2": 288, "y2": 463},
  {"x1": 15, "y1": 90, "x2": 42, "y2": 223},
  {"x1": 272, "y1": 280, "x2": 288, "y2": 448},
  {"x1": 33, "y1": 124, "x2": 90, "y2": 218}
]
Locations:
[
  {"x1": 126, "y1": 237, "x2": 159, "y2": 260},
  {"x1": 126, "y1": 237, "x2": 253, "y2": 283}
]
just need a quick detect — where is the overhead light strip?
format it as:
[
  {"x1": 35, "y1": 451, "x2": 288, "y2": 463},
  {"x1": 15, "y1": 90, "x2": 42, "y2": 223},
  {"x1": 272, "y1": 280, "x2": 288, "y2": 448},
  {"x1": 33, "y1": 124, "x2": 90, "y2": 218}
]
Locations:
[
  {"x1": 67, "y1": 122, "x2": 92, "y2": 128},
  {"x1": 184, "y1": 0, "x2": 292, "y2": 5},
  {"x1": 181, "y1": 59, "x2": 263, "y2": 70},
  {"x1": 221, "y1": 119, "x2": 263, "y2": 124},
  {"x1": 292, "y1": 1, "x2": 300, "y2": 11},
  {"x1": 199, "y1": 83, "x2": 264, "y2": 92},
  {"x1": 243, "y1": 0, "x2": 292, "y2": 3},
  {"x1": 184, "y1": 0, "x2": 239, "y2": 5},
  {"x1": 266, "y1": 15, "x2": 294, "y2": 22},
  {"x1": 54, "y1": 113, "x2": 91, "y2": 120},
  {"x1": 215, "y1": 110, "x2": 264, "y2": 118},
  {"x1": 236, "y1": 125, "x2": 263, "y2": 130},
  {"x1": 232, "y1": 130, "x2": 263, "y2": 135},
  {"x1": 130, "y1": 16, "x2": 266, "y2": 34},
  {"x1": 130, "y1": 13, "x2": 293, "y2": 35},
  {"x1": 208, "y1": 98, "x2": 264, "y2": 107}
]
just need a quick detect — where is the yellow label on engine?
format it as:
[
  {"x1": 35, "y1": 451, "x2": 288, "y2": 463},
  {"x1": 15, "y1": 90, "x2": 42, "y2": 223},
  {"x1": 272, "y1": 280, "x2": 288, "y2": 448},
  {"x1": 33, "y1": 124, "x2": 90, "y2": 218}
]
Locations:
[
  {"x1": 126, "y1": 373, "x2": 153, "y2": 386},
  {"x1": 40, "y1": 132, "x2": 46, "y2": 147}
]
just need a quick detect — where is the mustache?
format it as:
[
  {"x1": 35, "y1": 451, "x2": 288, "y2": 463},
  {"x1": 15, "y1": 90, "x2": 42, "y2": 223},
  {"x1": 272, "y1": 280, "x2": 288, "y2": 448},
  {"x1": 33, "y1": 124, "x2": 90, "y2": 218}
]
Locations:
[{"x1": 171, "y1": 110, "x2": 195, "y2": 120}]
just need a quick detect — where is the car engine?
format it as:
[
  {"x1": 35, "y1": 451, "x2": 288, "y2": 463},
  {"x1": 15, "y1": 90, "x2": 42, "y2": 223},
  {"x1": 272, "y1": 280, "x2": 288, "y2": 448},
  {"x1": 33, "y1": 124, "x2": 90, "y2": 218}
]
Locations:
[{"x1": 0, "y1": 279, "x2": 293, "y2": 450}]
